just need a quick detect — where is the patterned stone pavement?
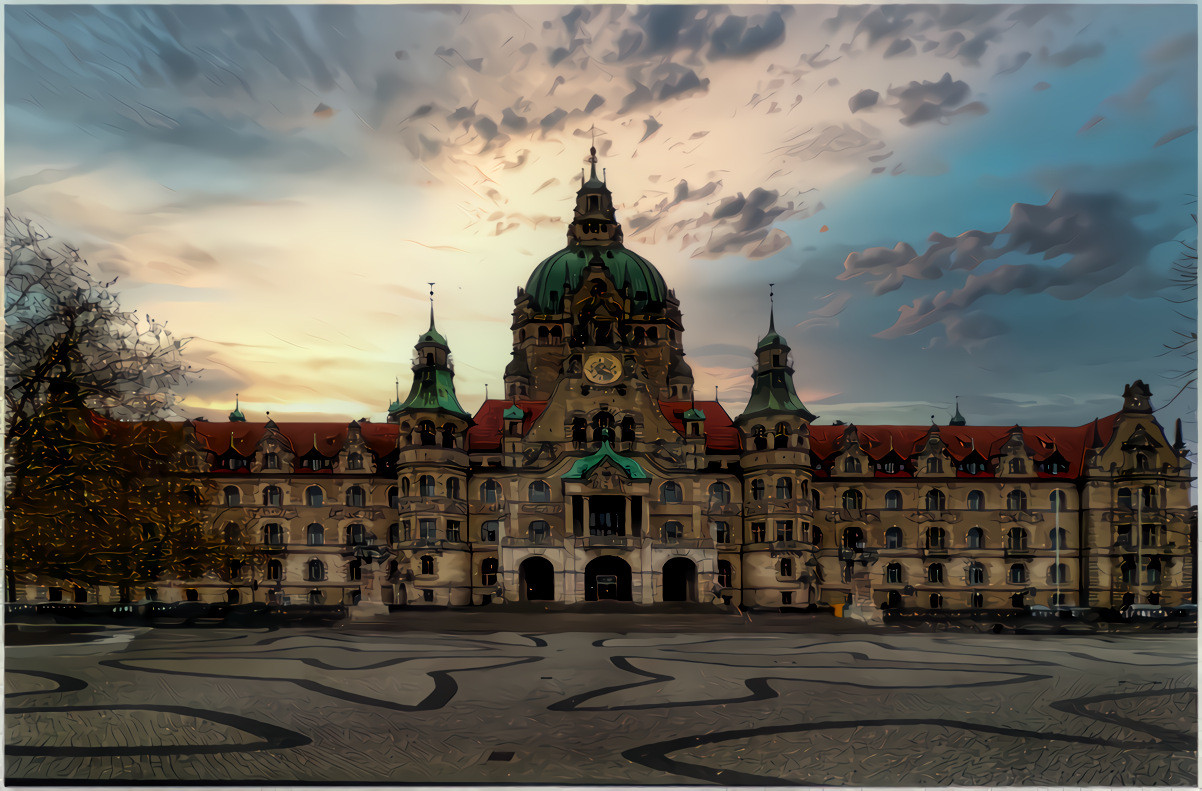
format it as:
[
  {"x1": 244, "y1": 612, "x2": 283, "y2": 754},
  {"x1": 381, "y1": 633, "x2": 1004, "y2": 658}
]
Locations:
[{"x1": 5, "y1": 619, "x2": 1196, "y2": 786}]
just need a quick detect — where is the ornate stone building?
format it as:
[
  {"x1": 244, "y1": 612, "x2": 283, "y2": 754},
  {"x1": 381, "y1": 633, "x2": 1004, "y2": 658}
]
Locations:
[{"x1": 19, "y1": 150, "x2": 1195, "y2": 611}]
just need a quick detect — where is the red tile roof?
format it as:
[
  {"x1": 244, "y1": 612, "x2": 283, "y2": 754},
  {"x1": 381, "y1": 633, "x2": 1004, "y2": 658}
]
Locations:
[
  {"x1": 466, "y1": 400, "x2": 550, "y2": 452},
  {"x1": 807, "y1": 413, "x2": 1120, "y2": 478},
  {"x1": 659, "y1": 401, "x2": 741, "y2": 451},
  {"x1": 189, "y1": 421, "x2": 399, "y2": 461}
]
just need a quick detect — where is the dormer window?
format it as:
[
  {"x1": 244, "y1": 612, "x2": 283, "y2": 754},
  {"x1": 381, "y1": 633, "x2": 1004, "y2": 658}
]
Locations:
[
  {"x1": 587, "y1": 195, "x2": 599, "y2": 211},
  {"x1": 1008, "y1": 458, "x2": 1026, "y2": 474},
  {"x1": 347, "y1": 453, "x2": 363, "y2": 471},
  {"x1": 843, "y1": 457, "x2": 861, "y2": 473},
  {"x1": 263, "y1": 452, "x2": 279, "y2": 469},
  {"x1": 926, "y1": 458, "x2": 942, "y2": 473}
]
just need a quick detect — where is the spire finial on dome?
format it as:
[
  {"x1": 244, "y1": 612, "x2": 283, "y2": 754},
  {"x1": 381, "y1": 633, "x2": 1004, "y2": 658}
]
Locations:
[
  {"x1": 428, "y1": 282, "x2": 436, "y2": 331},
  {"x1": 950, "y1": 397, "x2": 966, "y2": 426},
  {"x1": 768, "y1": 283, "x2": 776, "y2": 334}
]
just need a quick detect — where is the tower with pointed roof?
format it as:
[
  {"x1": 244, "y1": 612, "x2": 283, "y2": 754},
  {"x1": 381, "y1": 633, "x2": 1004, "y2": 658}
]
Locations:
[
  {"x1": 391, "y1": 287, "x2": 474, "y2": 606},
  {"x1": 734, "y1": 287, "x2": 819, "y2": 609}
]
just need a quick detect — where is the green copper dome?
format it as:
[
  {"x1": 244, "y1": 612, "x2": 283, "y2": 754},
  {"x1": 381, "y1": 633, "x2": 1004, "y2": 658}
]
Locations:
[{"x1": 525, "y1": 245, "x2": 667, "y2": 314}]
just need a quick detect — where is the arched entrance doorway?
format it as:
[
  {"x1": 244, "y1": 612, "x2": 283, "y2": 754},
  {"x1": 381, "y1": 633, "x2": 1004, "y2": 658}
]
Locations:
[
  {"x1": 662, "y1": 557, "x2": 697, "y2": 602},
  {"x1": 585, "y1": 556, "x2": 632, "y2": 601},
  {"x1": 519, "y1": 557, "x2": 555, "y2": 601}
]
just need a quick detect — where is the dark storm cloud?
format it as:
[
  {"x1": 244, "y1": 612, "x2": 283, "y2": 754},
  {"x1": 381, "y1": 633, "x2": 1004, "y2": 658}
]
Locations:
[
  {"x1": 849, "y1": 89, "x2": 880, "y2": 113},
  {"x1": 840, "y1": 192, "x2": 1176, "y2": 339},
  {"x1": 889, "y1": 73, "x2": 987, "y2": 126},
  {"x1": 708, "y1": 11, "x2": 787, "y2": 59},
  {"x1": 1040, "y1": 41, "x2": 1106, "y2": 68}
]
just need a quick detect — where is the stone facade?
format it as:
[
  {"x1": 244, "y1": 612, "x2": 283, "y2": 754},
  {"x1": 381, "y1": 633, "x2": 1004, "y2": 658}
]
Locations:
[{"x1": 17, "y1": 152, "x2": 1195, "y2": 611}]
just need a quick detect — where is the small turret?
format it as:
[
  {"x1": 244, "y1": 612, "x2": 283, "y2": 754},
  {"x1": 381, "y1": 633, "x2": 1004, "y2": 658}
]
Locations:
[
  {"x1": 1122, "y1": 380, "x2": 1153, "y2": 413},
  {"x1": 950, "y1": 399, "x2": 966, "y2": 426},
  {"x1": 394, "y1": 286, "x2": 469, "y2": 421},
  {"x1": 228, "y1": 394, "x2": 246, "y2": 423},
  {"x1": 738, "y1": 286, "x2": 816, "y2": 424}
]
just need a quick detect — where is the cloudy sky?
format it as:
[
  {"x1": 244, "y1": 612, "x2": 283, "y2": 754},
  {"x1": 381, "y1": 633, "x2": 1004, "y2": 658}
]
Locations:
[{"x1": 5, "y1": 3, "x2": 1198, "y2": 435}]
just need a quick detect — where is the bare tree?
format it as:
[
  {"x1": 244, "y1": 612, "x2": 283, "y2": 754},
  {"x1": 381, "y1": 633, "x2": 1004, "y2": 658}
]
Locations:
[
  {"x1": 5, "y1": 212, "x2": 236, "y2": 602},
  {"x1": 1159, "y1": 212, "x2": 1197, "y2": 413}
]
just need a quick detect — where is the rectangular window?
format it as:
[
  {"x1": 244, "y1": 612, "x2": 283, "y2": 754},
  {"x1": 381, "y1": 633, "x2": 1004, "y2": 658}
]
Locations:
[
  {"x1": 751, "y1": 522, "x2": 766, "y2": 543},
  {"x1": 402, "y1": 520, "x2": 412, "y2": 541},
  {"x1": 481, "y1": 521, "x2": 498, "y2": 542},
  {"x1": 1141, "y1": 523, "x2": 1159, "y2": 546},
  {"x1": 1116, "y1": 524, "x2": 1132, "y2": 548},
  {"x1": 711, "y1": 521, "x2": 730, "y2": 544},
  {"x1": 422, "y1": 589, "x2": 434, "y2": 602},
  {"x1": 800, "y1": 523, "x2": 810, "y2": 542},
  {"x1": 446, "y1": 520, "x2": 461, "y2": 542},
  {"x1": 781, "y1": 592, "x2": 792, "y2": 605},
  {"x1": 419, "y1": 519, "x2": 437, "y2": 540},
  {"x1": 776, "y1": 520, "x2": 794, "y2": 542}
]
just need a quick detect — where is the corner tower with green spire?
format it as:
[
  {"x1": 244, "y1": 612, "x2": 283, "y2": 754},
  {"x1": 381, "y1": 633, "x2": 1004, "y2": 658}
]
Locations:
[
  {"x1": 391, "y1": 293, "x2": 470, "y2": 423},
  {"x1": 735, "y1": 286, "x2": 818, "y2": 610}
]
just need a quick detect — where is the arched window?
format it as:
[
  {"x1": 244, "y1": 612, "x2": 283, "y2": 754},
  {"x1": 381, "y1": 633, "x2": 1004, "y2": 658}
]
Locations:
[
  {"x1": 968, "y1": 562, "x2": 985, "y2": 585},
  {"x1": 346, "y1": 486, "x2": 366, "y2": 507},
  {"x1": 307, "y1": 559, "x2": 325, "y2": 581},
  {"x1": 842, "y1": 489, "x2": 863, "y2": 510},
  {"x1": 927, "y1": 563, "x2": 944, "y2": 584},
  {"x1": 1007, "y1": 527, "x2": 1028, "y2": 549},
  {"x1": 1050, "y1": 528, "x2": 1067, "y2": 549},
  {"x1": 842, "y1": 526, "x2": 864, "y2": 550},
  {"x1": 661, "y1": 482, "x2": 683, "y2": 503},
  {"x1": 481, "y1": 558, "x2": 498, "y2": 586},
  {"x1": 709, "y1": 482, "x2": 731, "y2": 505},
  {"x1": 529, "y1": 481, "x2": 551, "y2": 502},
  {"x1": 419, "y1": 476, "x2": 436, "y2": 497},
  {"x1": 401, "y1": 477, "x2": 411, "y2": 497},
  {"x1": 263, "y1": 452, "x2": 279, "y2": 469},
  {"x1": 347, "y1": 453, "x2": 363, "y2": 470},
  {"x1": 482, "y1": 480, "x2": 501, "y2": 503},
  {"x1": 388, "y1": 523, "x2": 399, "y2": 544},
  {"x1": 885, "y1": 526, "x2": 903, "y2": 549},
  {"x1": 550, "y1": 326, "x2": 562, "y2": 342},
  {"x1": 776, "y1": 478, "x2": 793, "y2": 500},
  {"x1": 1117, "y1": 488, "x2": 1132, "y2": 508},
  {"x1": 307, "y1": 523, "x2": 324, "y2": 546},
  {"x1": 481, "y1": 521, "x2": 499, "y2": 542},
  {"x1": 223, "y1": 486, "x2": 240, "y2": 506},
  {"x1": 529, "y1": 520, "x2": 550, "y2": 542},
  {"x1": 812, "y1": 526, "x2": 823, "y2": 546},
  {"x1": 1050, "y1": 490, "x2": 1067, "y2": 511},
  {"x1": 347, "y1": 523, "x2": 366, "y2": 546},
  {"x1": 264, "y1": 523, "x2": 284, "y2": 546},
  {"x1": 1006, "y1": 490, "x2": 1027, "y2": 510},
  {"x1": 1008, "y1": 458, "x2": 1026, "y2": 474},
  {"x1": 967, "y1": 490, "x2": 985, "y2": 511},
  {"x1": 843, "y1": 457, "x2": 862, "y2": 473},
  {"x1": 447, "y1": 478, "x2": 461, "y2": 500},
  {"x1": 348, "y1": 560, "x2": 361, "y2": 582},
  {"x1": 305, "y1": 486, "x2": 324, "y2": 507},
  {"x1": 418, "y1": 421, "x2": 436, "y2": 446},
  {"x1": 812, "y1": 491, "x2": 821, "y2": 509},
  {"x1": 717, "y1": 560, "x2": 733, "y2": 589},
  {"x1": 752, "y1": 425, "x2": 768, "y2": 451},
  {"x1": 751, "y1": 479, "x2": 765, "y2": 500},
  {"x1": 926, "y1": 526, "x2": 946, "y2": 549},
  {"x1": 1136, "y1": 453, "x2": 1150, "y2": 471},
  {"x1": 1009, "y1": 563, "x2": 1027, "y2": 584},
  {"x1": 263, "y1": 486, "x2": 283, "y2": 506},
  {"x1": 267, "y1": 559, "x2": 283, "y2": 580},
  {"x1": 1120, "y1": 559, "x2": 1136, "y2": 584},
  {"x1": 572, "y1": 417, "x2": 587, "y2": 444},
  {"x1": 779, "y1": 558, "x2": 793, "y2": 577},
  {"x1": 1141, "y1": 486, "x2": 1156, "y2": 509},
  {"x1": 1145, "y1": 557, "x2": 1161, "y2": 584},
  {"x1": 969, "y1": 591, "x2": 983, "y2": 608},
  {"x1": 774, "y1": 423, "x2": 790, "y2": 449},
  {"x1": 420, "y1": 555, "x2": 435, "y2": 575},
  {"x1": 1051, "y1": 563, "x2": 1069, "y2": 584},
  {"x1": 388, "y1": 486, "x2": 399, "y2": 509},
  {"x1": 223, "y1": 523, "x2": 241, "y2": 543},
  {"x1": 926, "y1": 457, "x2": 942, "y2": 473},
  {"x1": 925, "y1": 490, "x2": 946, "y2": 511},
  {"x1": 663, "y1": 521, "x2": 683, "y2": 542},
  {"x1": 885, "y1": 563, "x2": 903, "y2": 584},
  {"x1": 621, "y1": 416, "x2": 636, "y2": 442},
  {"x1": 885, "y1": 490, "x2": 902, "y2": 510},
  {"x1": 592, "y1": 411, "x2": 614, "y2": 443},
  {"x1": 967, "y1": 527, "x2": 984, "y2": 549},
  {"x1": 929, "y1": 593, "x2": 943, "y2": 609}
]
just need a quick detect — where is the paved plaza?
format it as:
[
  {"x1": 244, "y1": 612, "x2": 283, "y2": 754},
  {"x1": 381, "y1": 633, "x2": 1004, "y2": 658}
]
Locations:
[{"x1": 5, "y1": 613, "x2": 1197, "y2": 786}]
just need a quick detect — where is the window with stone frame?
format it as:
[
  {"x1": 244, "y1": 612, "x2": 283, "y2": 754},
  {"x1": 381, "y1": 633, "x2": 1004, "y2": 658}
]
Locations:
[
  {"x1": 661, "y1": 481, "x2": 683, "y2": 503},
  {"x1": 346, "y1": 486, "x2": 367, "y2": 507},
  {"x1": 711, "y1": 521, "x2": 731, "y2": 543},
  {"x1": 775, "y1": 520, "x2": 794, "y2": 542},
  {"x1": 223, "y1": 486, "x2": 241, "y2": 506},
  {"x1": 446, "y1": 520, "x2": 462, "y2": 542},
  {"x1": 662, "y1": 521, "x2": 683, "y2": 542},
  {"x1": 481, "y1": 520, "x2": 498, "y2": 542},
  {"x1": 885, "y1": 526, "x2": 903, "y2": 549},
  {"x1": 419, "y1": 519, "x2": 437, "y2": 540},
  {"x1": 529, "y1": 481, "x2": 551, "y2": 502},
  {"x1": 750, "y1": 522, "x2": 766, "y2": 543}
]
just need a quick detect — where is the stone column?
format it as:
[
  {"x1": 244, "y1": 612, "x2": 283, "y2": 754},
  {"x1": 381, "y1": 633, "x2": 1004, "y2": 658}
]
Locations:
[{"x1": 624, "y1": 496, "x2": 633, "y2": 537}]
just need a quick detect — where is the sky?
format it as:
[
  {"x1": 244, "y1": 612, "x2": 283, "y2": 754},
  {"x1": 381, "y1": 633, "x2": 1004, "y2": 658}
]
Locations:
[{"x1": 5, "y1": 3, "x2": 1198, "y2": 437}]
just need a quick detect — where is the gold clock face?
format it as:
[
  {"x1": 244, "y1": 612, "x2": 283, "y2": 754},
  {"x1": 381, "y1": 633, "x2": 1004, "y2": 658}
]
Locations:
[{"x1": 583, "y1": 353, "x2": 623, "y2": 385}]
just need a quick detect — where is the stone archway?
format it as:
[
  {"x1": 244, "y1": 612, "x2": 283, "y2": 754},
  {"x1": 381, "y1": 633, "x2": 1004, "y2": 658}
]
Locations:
[
  {"x1": 519, "y1": 556, "x2": 555, "y2": 601},
  {"x1": 662, "y1": 557, "x2": 697, "y2": 602},
  {"x1": 585, "y1": 556, "x2": 632, "y2": 601}
]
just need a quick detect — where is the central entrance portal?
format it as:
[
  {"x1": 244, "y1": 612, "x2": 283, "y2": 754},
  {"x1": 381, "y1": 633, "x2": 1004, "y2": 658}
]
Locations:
[
  {"x1": 519, "y1": 557, "x2": 555, "y2": 601},
  {"x1": 584, "y1": 556, "x2": 633, "y2": 601},
  {"x1": 662, "y1": 557, "x2": 697, "y2": 602}
]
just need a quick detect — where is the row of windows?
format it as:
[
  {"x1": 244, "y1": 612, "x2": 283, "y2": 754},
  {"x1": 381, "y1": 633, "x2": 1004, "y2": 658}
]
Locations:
[
  {"x1": 878, "y1": 562, "x2": 1070, "y2": 586},
  {"x1": 227, "y1": 485, "x2": 389, "y2": 508},
  {"x1": 834, "y1": 489, "x2": 1067, "y2": 512},
  {"x1": 831, "y1": 456, "x2": 1065, "y2": 476},
  {"x1": 883, "y1": 526, "x2": 1069, "y2": 550},
  {"x1": 210, "y1": 451, "x2": 375, "y2": 471}
]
